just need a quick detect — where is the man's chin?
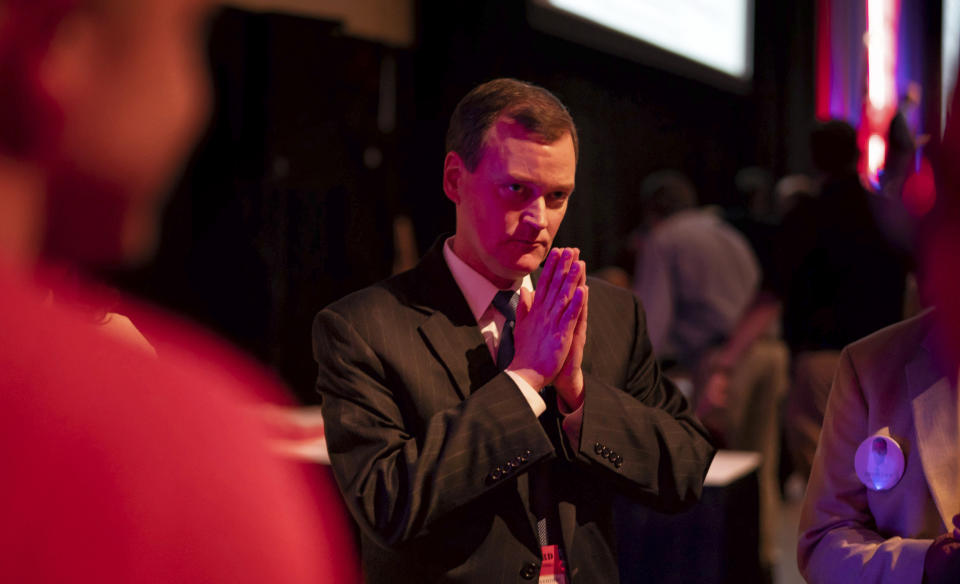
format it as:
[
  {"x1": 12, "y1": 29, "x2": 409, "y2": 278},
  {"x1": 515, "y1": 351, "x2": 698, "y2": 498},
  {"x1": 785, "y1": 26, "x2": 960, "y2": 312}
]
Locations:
[{"x1": 510, "y1": 252, "x2": 547, "y2": 276}]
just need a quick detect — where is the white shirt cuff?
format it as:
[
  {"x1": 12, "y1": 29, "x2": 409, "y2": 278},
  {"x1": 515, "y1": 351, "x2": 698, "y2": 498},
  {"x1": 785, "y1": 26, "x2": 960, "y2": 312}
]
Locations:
[{"x1": 505, "y1": 370, "x2": 547, "y2": 417}]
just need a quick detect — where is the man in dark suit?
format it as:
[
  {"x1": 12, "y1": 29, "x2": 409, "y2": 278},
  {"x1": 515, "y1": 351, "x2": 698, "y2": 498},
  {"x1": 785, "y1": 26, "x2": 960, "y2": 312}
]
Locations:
[{"x1": 314, "y1": 78, "x2": 715, "y2": 583}]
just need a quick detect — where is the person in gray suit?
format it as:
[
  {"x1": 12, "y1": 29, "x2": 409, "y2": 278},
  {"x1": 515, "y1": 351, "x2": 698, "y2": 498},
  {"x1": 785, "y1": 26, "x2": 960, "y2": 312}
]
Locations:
[
  {"x1": 313, "y1": 78, "x2": 715, "y2": 583},
  {"x1": 797, "y1": 310, "x2": 960, "y2": 584}
]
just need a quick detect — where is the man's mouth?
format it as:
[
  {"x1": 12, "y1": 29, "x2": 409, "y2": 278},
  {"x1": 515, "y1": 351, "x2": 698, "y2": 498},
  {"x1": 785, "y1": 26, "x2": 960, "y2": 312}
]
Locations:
[{"x1": 512, "y1": 238, "x2": 543, "y2": 246}]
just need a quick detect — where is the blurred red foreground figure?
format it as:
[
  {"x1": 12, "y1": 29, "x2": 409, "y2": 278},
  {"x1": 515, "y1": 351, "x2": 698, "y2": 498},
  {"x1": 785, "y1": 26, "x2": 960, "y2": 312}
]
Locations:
[
  {"x1": 925, "y1": 83, "x2": 960, "y2": 366},
  {"x1": 0, "y1": 0, "x2": 357, "y2": 581}
]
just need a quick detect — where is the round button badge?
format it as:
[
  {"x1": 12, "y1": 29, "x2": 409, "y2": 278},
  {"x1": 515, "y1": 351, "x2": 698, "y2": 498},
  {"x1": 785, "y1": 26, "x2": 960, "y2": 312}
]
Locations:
[{"x1": 854, "y1": 434, "x2": 905, "y2": 491}]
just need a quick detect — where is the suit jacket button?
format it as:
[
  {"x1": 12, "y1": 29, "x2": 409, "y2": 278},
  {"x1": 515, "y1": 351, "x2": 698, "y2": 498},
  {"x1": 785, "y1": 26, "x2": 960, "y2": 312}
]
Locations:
[
  {"x1": 594, "y1": 442, "x2": 603, "y2": 454},
  {"x1": 508, "y1": 460, "x2": 519, "y2": 469},
  {"x1": 614, "y1": 458, "x2": 623, "y2": 469},
  {"x1": 525, "y1": 448, "x2": 532, "y2": 456},
  {"x1": 520, "y1": 562, "x2": 539, "y2": 580},
  {"x1": 601, "y1": 446, "x2": 611, "y2": 458},
  {"x1": 489, "y1": 470, "x2": 501, "y2": 482}
]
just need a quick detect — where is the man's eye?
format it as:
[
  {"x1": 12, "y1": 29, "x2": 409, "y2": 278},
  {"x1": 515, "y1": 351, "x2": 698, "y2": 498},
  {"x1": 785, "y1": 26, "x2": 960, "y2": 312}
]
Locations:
[
  {"x1": 549, "y1": 191, "x2": 569, "y2": 202},
  {"x1": 506, "y1": 184, "x2": 524, "y2": 193}
]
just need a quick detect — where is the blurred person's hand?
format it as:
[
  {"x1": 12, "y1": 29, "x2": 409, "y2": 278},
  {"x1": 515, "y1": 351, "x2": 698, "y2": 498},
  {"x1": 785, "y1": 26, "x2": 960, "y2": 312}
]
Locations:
[
  {"x1": 923, "y1": 526, "x2": 960, "y2": 584},
  {"x1": 698, "y1": 370, "x2": 731, "y2": 413},
  {"x1": 261, "y1": 406, "x2": 329, "y2": 464},
  {"x1": 696, "y1": 351, "x2": 734, "y2": 414}
]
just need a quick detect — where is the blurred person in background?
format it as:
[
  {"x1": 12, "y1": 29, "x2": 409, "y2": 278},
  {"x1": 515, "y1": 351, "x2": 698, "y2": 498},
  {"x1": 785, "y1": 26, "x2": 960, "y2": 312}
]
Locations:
[
  {"x1": 725, "y1": 166, "x2": 779, "y2": 287},
  {"x1": 632, "y1": 170, "x2": 787, "y2": 577},
  {"x1": 797, "y1": 94, "x2": 960, "y2": 581},
  {"x1": 0, "y1": 0, "x2": 355, "y2": 581},
  {"x1": 797, "y1": 307, "x2": 960, "y2": 584},
  {"x1": 632, "y1": 170, "x2": 760, "y2": 376},
  {"x1": 882, "y1": 81, "x2": 928, "y2": 200},
  {"x1": 777, "y1": 121, "x2": 913, "y2": 481},
  {"x1": 773, "y1": 173, "x2": 815, "y2": 219}
]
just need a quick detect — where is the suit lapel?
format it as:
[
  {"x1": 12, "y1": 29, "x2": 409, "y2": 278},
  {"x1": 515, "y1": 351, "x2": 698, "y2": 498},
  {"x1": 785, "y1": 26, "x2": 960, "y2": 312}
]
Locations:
[
  {"x1": 908, "y1": 329, "x2": 959, "y2": 530},
  {"x1": 411, "y1": 240, "x2": 498, "y2": 400},
  {"x1": 419, "y1": 312, "x2": 498, "y2": 400}
]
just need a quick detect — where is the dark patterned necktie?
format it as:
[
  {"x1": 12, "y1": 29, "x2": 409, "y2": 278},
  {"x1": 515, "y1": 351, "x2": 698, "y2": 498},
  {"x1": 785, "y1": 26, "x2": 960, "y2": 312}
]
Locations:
[
  {"x1": 493, "y1": 288, "x2": 560, "y2": 550},
  {"x1": 492, "y1": 290, "x2": 518, "y2": 370}
]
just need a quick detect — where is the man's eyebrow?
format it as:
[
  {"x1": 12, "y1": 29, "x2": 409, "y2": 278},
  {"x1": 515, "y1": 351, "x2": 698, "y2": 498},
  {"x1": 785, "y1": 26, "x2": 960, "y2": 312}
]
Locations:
[{"x1": 504, "y1": 173, "x2": 575, "y2": 192}]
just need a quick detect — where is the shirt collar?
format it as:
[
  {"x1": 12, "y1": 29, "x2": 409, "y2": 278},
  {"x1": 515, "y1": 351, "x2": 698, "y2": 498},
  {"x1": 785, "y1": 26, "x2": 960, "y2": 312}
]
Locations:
[{"x1": 443, "y1": 237, "x2": 532, "y2": 323}]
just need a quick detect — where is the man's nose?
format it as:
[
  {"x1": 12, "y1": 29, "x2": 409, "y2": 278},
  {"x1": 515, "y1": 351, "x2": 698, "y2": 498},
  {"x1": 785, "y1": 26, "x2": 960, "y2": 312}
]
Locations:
[{"x1": 521, "y1": 196, "x2": 547, "y2": 230}]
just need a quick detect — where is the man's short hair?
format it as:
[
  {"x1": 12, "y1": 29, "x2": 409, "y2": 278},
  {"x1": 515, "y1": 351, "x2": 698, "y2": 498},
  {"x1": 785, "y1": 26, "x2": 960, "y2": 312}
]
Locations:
[
  {"x1": 639, "y1": 170, "x2": 698, "y2": 219},
  {"x1": 445, "y1": 78, "x2": 578, "y2": 172}
]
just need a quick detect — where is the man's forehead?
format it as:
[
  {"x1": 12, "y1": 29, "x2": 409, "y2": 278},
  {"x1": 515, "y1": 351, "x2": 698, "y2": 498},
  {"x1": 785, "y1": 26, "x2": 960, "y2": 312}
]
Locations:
[{"x1": 480, "y1": 117, "x2": 575, "y2": 177}]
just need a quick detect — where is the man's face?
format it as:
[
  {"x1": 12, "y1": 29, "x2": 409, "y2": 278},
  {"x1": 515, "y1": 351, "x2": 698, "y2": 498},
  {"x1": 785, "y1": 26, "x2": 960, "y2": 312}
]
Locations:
[
  {"x1": 44, "y1": 0, "x2": 213, "y2": 263},
  {"x1": 444, "y1": 117, "x2": 576, "y2": 288}
]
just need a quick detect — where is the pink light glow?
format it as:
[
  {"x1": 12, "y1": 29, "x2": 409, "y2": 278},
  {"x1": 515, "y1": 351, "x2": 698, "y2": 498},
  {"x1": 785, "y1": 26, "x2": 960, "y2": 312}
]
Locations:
[
  {"x1": 864, "y1": 0, "x2": 899, "y2": 183},
  {"x1": 867, "y1": 133, "x2": 887, "y2": 176},
  {"x1": 867, "y1": 0, "x2": 896, "y2": 111}
]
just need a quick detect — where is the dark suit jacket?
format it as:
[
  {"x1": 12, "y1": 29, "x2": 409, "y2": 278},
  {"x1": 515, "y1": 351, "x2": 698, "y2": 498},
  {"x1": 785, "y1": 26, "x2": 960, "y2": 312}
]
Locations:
[{"x1": 313, "y1": 241, "x2": 715, "y2": 583}]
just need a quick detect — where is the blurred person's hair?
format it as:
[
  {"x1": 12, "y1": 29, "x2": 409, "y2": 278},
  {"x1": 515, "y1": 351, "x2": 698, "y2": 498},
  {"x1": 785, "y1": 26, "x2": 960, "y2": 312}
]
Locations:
[
  {"x1": 446, "y1": 78, "x2": 579, "y2": 172},
  {"x1": 734, "y1": 166, "x2": 773, "y2": 216},
  {"x1": 774, "y1": 173, "x2": 815, "y2": 217},
  {"x1": 639, "y1": 170, "x2": 698, "y2": 219},
  {"x1": 810, "y1": 120, "x2": 860, "y2": 176}
]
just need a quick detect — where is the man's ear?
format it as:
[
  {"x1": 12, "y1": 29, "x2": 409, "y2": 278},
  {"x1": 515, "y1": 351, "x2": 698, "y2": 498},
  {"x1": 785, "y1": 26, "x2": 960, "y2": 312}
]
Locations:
[
  {"x1": 36, "y1": 11, "x2": 101, "y2": 129},
  {"x1": 443, "y1": 151, "x2": 465, "y2": 204}
]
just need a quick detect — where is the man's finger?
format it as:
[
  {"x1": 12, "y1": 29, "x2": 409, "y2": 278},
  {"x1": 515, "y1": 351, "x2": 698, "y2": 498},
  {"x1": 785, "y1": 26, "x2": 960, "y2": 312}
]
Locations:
[
  {"x1": 561, "y1": 253, "x2": 585, "y2": 307},
  {"x1": 567, "y1": 285, "x2": 588, "y2": 365},
  {"x1": 560, "y1": 284, "x2": 586, "y2": 334},
  {"x1": 535, "y1": 248, "x2": 561, "y2": 310},
  {"x1": 553, "y1": 252, "x2": 585, "y2": 317},
  {"x1": 553, "y1": 259, "x2": 582, "y2": 317},
  {"x1": 545, "y1": 248, "x2": 575, "y2": 310},
  {"x1": 576, "y1": 285, "x2": 589, "y2": 338}
]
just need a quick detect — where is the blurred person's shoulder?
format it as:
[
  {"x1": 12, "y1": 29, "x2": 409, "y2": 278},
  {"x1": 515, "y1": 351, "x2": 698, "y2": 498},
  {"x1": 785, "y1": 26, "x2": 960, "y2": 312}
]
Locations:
[
  {"x1": 843, "y1": 309, "x2": 936, "y2": 373},
  {"x1": 0, "y1": 267, "x2": 354, "y2": 583},
  {"x1": 585, "y1": 274, "x2": 643, "y2": 330},
  {"x1": 318, "y1": 246, "x2": 444, "y2": 326}
]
